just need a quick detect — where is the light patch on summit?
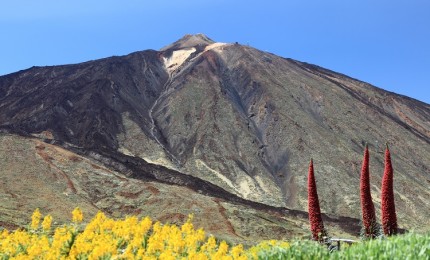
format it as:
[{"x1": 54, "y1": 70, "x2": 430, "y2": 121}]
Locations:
[
  {"x1": 163, "y1": 48, "x2": 196, "y2": 73},
  {"x1": 204, "y1": 42, "x2": 228, "y2": 52}
]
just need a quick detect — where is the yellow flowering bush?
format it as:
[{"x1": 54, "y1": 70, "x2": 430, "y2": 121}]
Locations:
[
  {"x1": 0, "y1": 208, "x2": 264, "y2": 259},
  {"x1": 2, "y1": 210, "x2": 428, "y2": 259}
]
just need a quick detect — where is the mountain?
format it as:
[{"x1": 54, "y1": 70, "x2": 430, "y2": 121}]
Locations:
[{"x1": 1, "y1": 34, "x2": 429, "y2": 240}]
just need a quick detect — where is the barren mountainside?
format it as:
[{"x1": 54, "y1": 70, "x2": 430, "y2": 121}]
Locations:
[{"x1": 0, "y1": 34, "x2": 429, "y2": 239}]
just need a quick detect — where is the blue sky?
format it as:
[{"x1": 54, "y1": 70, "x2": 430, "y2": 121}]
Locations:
[{"x1": 1, "y1": 0, "x2": 429, "y2": 104}]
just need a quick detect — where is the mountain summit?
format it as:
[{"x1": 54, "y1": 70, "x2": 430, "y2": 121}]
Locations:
[
  {"x1": 160, "y1": 33, "x2": 215, "y2": 51},
  {"x1": 0, "y1": 34, "x2": 429, "y2": 238}
]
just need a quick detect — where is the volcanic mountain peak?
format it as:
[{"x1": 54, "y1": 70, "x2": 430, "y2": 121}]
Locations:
[
  {"x1": 0, "y1": 34, "x2": 429, "y2": 238},
  {"x1": 160, "y1": 33, "x2": 215, "y2": 51},
  {"x1": 161, "y1": 34, "x2": 227, "y2": 73}
]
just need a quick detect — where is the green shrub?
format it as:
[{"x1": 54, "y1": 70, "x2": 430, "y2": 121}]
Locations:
[{"x1": 255, "y1": 232, "x2": 430, "y2": 260}]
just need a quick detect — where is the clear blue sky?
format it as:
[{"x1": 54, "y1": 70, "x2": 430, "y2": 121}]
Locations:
[{"x1": 1, "y1": 0, "x2": 429, "y2": 104}]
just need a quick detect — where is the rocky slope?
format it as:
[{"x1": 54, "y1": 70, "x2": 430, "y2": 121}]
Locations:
[
  {"x1": 0, "y1": 34, "x2": 429, "y2": 236},
  {"x1": 0, "y1": 133, "x2": 359, "y2": 243}
]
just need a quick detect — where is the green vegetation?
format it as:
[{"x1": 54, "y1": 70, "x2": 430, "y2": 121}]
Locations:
[{"x1": 256, "y1": 232, "x2": 430, "y2": 260}]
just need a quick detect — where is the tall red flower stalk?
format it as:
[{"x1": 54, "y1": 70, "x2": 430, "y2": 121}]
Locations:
[
  {"x1": 381, "y1": 144, "x2": 398, "y2": 236},
  {"x1": 360, "y1": 145, "x2": 378, "y2": 238},
  {"x1": 307, "y1": 159, "x2": 326, "y2": 241}
]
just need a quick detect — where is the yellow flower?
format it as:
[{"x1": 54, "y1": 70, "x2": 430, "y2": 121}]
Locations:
[
  {"x1": 159, "y1": 248, "x2": 176, "y2": 260},
  {"x1": 139, "y1": 216, "x2": 152, "y2": 233},
  {"x1": 31, "y1": 208, "x2": 42, "y2": 229},
  {"x1": 42, "y1": 215, "x2": 53, "y2": 231},
  {"x1": 201, "y1": 235, "x2": 217, "y2": 253},
  {"x1": 27, "y1": 235, "x2": 50, "y2": 257},
  {"x1": 72, "y1": 207, "x2": 84, "y2": 223},
  {"x1": 188, "y1": 251, "x2": 209, "y2": 260},
  {"x1": 213, "y1": 240, "x2": 229, "y2": 258},
  {"x1": 1, "y1": 229, "x2": 9, "y2": 238},
  {"x1": 1, "y1": 207, "x2": 295, "y2": 259},
  {"x1": 231, "y1": 244, "x2": 244, "y2": 259},
  {"x1": 181, "y1": 215, "x2": 194, "y2": 235}
]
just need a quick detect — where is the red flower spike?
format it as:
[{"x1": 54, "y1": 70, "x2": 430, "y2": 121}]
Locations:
[
  {"x1": 360, "y1": 145, "x2": 377, "y2": 238},
  {"x1": 307, "y1": 159, "x2": 325, "y2": 241},
  {"x1": 381, "y1": 145, "x2": 398, "y2": 236}
]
